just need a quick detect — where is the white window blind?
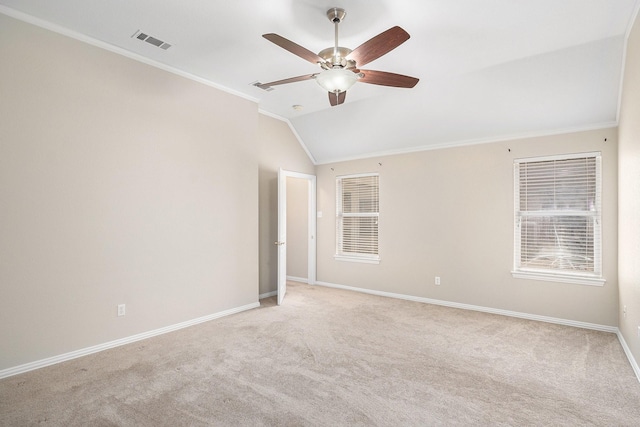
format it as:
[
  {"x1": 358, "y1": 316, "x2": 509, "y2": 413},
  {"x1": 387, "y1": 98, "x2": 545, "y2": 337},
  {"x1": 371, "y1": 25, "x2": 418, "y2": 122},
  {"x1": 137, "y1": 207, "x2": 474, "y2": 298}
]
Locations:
[
  {"x1": 513, "y1": 152, "x2": 602, "y2": 284},
  {"x1": 336, "y1": 174, "x2": 379, "y2": 262}
]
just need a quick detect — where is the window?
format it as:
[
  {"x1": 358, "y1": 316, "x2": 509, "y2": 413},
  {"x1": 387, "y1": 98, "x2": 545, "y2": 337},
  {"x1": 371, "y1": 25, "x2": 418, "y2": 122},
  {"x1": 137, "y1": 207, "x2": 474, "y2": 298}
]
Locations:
[
  {"x1": 336, "y1": 173, "x2": 379, "y2": 263},
  {"x1": 513, "y1": 152, "x2": 603, "y2": 285}
]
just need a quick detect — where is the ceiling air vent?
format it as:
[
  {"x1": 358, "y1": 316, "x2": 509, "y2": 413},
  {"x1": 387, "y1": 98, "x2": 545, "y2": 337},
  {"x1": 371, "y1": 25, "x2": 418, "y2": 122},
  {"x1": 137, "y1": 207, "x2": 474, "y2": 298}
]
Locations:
[
  {"x1": 251, "y1": 81, "x2": 274, "y2": 92},
  {"x1": 132, "y1": 30, "x2": 171, "y2": 50}
]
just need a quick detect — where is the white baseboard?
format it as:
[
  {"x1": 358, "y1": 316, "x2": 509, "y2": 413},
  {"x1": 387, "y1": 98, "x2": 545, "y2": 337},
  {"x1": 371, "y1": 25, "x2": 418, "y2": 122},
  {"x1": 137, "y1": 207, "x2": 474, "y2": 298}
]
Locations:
[
  {"x1": 259, "y1": 277, "x2": 308, "y2": 299},
  {"x1": 314, "y1": 281, "x2": 618, "y2": 333},
  {"x1": 0, "y1": 301, "x2": 260, "y2": 380},
  {"x1": 617, "y1": 330, "x2": 640, "y2": 383},
  {"x1": 259, "y1": 291, "x2": 277, "y2": 299},
  {"x1": 259, "y1": 277, "x2": 307, "y2": 300}
]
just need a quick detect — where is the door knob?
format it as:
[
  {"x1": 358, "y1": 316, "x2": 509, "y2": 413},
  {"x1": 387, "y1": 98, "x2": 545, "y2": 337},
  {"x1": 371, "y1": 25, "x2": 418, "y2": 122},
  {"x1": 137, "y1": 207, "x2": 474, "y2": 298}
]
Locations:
[{"x1": 274, "y1": 241, "x2": 285, "y2": 246}]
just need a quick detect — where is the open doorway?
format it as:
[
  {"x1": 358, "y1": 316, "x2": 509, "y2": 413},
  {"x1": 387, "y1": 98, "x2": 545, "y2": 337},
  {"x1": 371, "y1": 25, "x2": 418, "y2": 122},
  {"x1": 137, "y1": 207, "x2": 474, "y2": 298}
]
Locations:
[
  {"x1": 276, "y1": 169, "x2": 316, "y2": 305},
  {"x1": 286, "y1": 176, "x2": 311, "y2": 283}
]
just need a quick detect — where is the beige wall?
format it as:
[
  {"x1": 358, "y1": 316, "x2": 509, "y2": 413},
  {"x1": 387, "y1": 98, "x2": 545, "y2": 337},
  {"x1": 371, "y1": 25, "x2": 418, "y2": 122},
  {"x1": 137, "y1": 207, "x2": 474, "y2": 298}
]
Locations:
[
  {"x1": 286, "y1": 177, "x2": 309, "y2": 280},
  {"x1": 316, "y1": 128, "x2": 618, "y2": 326},
  {"x1": 0, "y1": 15, "x2": 259, "y2": 370},
  {"x1": 618, "y1": 11, "x2": 640, "y2": 368},
  {"x1": 258, "y1": 116, "x2": 315, "y2": 295}
]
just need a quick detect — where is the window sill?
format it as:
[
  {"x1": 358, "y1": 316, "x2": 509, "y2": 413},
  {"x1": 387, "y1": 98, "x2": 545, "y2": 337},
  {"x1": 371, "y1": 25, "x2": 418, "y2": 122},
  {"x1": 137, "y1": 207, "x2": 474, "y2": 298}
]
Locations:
[
  {"x1": 511, "y1": 270, "x2": 605, "y2": 286},
  {"x1": 334, "y1": 255, "x2": 380, "y2": 265}
]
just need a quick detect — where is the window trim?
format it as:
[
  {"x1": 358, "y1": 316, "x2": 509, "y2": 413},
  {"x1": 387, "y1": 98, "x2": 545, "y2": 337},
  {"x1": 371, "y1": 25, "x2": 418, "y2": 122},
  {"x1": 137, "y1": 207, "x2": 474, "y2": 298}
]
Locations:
[
  {"x1": 512, "y1": 151, "x2": 605, "y2": 286},
  {"x1": 335, "y1": 173, "x2": 380, "y2": 264},
  {"x1": 334, "y1": 254, "x2": 381, "y2": 264}
]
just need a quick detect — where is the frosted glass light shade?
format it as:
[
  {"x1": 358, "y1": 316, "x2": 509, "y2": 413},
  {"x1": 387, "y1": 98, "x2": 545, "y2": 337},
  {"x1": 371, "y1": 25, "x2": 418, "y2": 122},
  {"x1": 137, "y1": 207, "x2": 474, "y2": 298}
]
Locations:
[{"x1": 315, "y1": 68, "x2": 358, "y2": 93}]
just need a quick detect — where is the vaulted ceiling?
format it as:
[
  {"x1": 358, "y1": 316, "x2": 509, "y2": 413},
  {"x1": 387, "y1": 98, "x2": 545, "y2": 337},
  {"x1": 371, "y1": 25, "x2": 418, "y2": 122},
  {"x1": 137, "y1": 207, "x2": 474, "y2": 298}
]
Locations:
[{"x1": 1, "y1": 0, "x2": 638, "y2": 164}]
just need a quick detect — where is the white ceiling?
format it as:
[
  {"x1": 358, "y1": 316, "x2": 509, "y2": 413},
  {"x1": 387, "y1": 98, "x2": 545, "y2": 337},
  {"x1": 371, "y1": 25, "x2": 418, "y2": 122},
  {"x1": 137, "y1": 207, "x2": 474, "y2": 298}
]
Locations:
[{"x1": 1, "y1": 0, "x2": 638, "y2": 164}]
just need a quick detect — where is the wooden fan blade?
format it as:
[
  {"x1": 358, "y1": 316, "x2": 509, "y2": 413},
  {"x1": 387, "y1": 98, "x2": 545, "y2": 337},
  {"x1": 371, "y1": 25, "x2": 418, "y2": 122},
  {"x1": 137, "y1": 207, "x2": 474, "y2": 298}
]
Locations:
[
  {"x1": 347, "y1": 26, "x2": 410, "y2": 67},
  {"x1": 258, "y1": 74, "x2": 317, "y2": 89},
  {"x1": 359, "y1": 69, "x2": 419, "y2": 88},
  {"x1": 328, "y1": 91, "x2": 347, "y2": 106},
  {"x1": 263, "y1": 33, "x2": 324, "y2": 65}
]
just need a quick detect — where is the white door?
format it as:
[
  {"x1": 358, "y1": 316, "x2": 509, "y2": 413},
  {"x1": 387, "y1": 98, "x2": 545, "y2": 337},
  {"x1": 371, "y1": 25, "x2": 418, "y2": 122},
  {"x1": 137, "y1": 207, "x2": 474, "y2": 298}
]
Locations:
[
  {"x1": 277, "y1": 169, "x2": 317, "y2": 305},
  {"x1": 277, "y1": 168, "x2": 287, "y2": 305}
]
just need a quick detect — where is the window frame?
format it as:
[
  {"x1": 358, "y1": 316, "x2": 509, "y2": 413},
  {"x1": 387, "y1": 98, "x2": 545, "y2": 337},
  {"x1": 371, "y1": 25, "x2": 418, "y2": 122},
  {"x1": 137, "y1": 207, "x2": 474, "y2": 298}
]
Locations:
[
  {"x1": 335, "y1": 173, "x2": 380, "y2": 264},
  {"x1": 512, "y1": 152, "x2": 605, "y2": 286}
]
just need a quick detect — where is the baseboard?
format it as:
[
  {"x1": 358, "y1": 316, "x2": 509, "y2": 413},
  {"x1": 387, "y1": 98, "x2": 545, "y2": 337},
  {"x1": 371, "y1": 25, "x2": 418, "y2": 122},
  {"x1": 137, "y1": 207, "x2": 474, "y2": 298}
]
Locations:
[
  {"x1": 286, "y1": 276, "x2": 308, "y2": 284},
  {"x1": 259, "y1": 291, "x2": 277, "y2": 299},
  {"x1": 259, "y1": 277, "x2": 307, "y2": 299},
  {"x1": 314, "y1": 281, "x2": 618, "y2": 333},
  {"x1": 0, "y1": 301, "x2": 260, "y2": 380},
  {"x1": 617, "y1": 330, "x2": 640, "y2": 383},
  {"x1": 259, "y1": 277, "x2": 308, "y2": 299}
]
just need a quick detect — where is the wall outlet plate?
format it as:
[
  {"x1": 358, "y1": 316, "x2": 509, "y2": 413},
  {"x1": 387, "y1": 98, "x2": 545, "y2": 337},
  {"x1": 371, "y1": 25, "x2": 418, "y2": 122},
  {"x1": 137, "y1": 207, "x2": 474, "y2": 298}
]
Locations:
[{"x1": 117, "y1": 304, "x2": 126, "y2": 317}]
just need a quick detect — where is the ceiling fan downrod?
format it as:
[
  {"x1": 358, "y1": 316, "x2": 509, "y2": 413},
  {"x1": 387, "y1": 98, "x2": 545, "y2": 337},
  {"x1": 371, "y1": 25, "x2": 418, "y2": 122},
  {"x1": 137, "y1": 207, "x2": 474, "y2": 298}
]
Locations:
[{"x1": 327, "y1": 8, "x2": 346, "y2": 67}]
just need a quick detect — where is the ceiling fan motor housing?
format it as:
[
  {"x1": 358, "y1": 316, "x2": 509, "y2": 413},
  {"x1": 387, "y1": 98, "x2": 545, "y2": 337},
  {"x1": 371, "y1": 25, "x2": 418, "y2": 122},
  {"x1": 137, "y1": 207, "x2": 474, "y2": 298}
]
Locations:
[{"x1": 318, "y1": 47, "x2": 355, "y2": 69}]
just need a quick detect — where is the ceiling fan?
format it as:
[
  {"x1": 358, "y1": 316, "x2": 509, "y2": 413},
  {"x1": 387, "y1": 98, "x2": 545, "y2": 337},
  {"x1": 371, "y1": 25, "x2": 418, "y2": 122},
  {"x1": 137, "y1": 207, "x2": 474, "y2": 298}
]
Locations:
[{"x1": 257, "y1": 7, "x2": 419, "y2": 107}]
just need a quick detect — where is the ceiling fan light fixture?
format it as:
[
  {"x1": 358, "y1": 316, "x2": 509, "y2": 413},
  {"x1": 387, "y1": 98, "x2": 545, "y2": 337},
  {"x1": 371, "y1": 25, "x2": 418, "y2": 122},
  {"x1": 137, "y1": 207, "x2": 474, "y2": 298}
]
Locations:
[{"x1": 315, "y1": 68, "x2": 358, "y2": 93}]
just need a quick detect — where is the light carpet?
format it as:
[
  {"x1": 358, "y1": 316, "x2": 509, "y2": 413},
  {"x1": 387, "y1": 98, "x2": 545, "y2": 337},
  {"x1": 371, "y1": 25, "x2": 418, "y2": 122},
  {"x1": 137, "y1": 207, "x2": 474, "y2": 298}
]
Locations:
[{"x1": 1, "y1": 282, "x2": 639, "y2": 426}]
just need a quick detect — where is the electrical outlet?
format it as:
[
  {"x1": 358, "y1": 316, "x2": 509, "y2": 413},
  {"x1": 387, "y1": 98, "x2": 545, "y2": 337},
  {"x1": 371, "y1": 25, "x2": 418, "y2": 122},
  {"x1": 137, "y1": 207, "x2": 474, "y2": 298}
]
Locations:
[
  {"x1": 435, "y1": 276, "x2": 441, "y2": 286},
  {"x1": 117, "y1": 304, "x2": 126, "y2": 317},
  {"x1": 623, "y1": 305, "x2": 627, "y2": 318},
  {"x1": 637, "y1": 326, "x2": 640, "y2": 338}
]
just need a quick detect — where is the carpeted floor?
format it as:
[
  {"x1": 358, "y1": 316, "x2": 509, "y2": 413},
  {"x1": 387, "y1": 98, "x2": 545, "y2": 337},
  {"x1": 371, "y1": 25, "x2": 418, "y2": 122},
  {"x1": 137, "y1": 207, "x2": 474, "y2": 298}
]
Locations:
[{"x1": 1, "y1": 282, "x2": 639, "y2": 426}]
